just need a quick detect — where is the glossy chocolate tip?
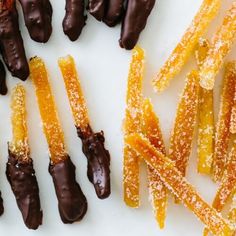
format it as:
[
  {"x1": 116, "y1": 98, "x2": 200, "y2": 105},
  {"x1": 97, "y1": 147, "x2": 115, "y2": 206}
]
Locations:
[
  {"x1": 77, "y1": 125, "x2": 111, "y2": 199},
  {"x1": 0, "y1": 60, "x2": 7, "y2": 95},
  {"x1": 0, "y1": 4, "x2": 29, "y2": 81},
  {"x1": 88, "y1": 0, "x2": 106, "y2": 21},
  {"x1": 63, "y1": 0, "x2": 87, "y2": 41},
  {"x1": 49, "y1": 156, "x2": 87, "y2": 223},
  {"x1": 0, "y1": 192, "x2": 4, "y2": 216},
  {"x1": 19, "y1": 0, "x2": 53, "y2": 43},
  {"x1": 6, "y1": 150, "x2": 42, "y2": 230}
]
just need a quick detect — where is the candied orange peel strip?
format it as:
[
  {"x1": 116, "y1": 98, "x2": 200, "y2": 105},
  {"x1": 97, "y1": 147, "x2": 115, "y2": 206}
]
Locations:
[
  {"x1": 169, "y1": 70, "x2": 199, "y2": 176},
  {"x1": 195, "y1": 39, "x2": 214, "y2": 174},
  {"x1": 9, "y1": 84, "x2": 29, "y2": 161},
  {"x1": 142, "y1": 98, "x2": 167, "y2": 229},
  {"x1": 200, "y1": 2, "x2": 236, "y2": 90},
  {"x1": 123, "y1": 46, "x2": 144, "y2": 208},
  {"x1": 230, "y1": 61, "x2": 236, "y2": 134},
  {"x1": 228, "y1": 193, "x2": 236, "y2": 227},
  {"x1": 203, "y1": 140, "x2": 236, "y2": 236},
  {"x1": 125, "y1": 133, "x2": 234, "y2": 236},
  {"x1": 58, "y1": 55, "x2": 89, "y2": 132},
  {"x1": 152, "y1": 0, "x2": 220, "y2": 92},
  {"x1": 29, "y1": 57, "x2": 67, "y2": 164},
  {"x1": 213, "y1": 62, "x2": 236, "y2": 182}
]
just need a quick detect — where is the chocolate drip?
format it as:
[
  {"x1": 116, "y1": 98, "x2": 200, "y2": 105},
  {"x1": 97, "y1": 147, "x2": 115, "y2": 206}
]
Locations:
[
  {"x1": 119, "y1": 0, "x2": 155, "y2": 50},
  {"x1": 63, "y1": 0, "x2": 86, "y2": 41},
  {"x1": 88, "y1": 0, "x2": 106, "y2": 21},
  {"x1": 103, "y1": 0, "x2": 124, "y2": 27},
  {"x1": 49, "y1": 157, "x2": 87, "y2": 223},
  {"x1": 6, "y1": 150, "x2": 42, "y2": 230},
  {"x1": 0, "y1": 191, "x2": 3, "y2": 216},
  {"x1": 77, "y1": 126, "x2": 111, "y2": 199},
  {"x1": 0, "y1": 3, "x2": 29, "y2": 80},
  {"x1": 19, "y1": 0, "x2": 53, "y2": 43},
  {"x1": 0, "y1": 60, "x2": 7, "y2": 95}
]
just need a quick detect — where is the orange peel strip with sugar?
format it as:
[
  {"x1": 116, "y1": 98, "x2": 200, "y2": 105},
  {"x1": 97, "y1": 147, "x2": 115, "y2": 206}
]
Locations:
[
  {"x1": 9, "y1": 84, "x2": 29, "y2": 161},
  {"x1": 123, "y1": 46, "x2": 144, "y2": 208},
  {"x1": 152, "y1": 0, "x2": 220, "y2": 92},
  {"x1": 200, "y1": 2, "x2": 236, "y2": 90},
  {"x1": 125, "y1": 133, "x2": 234, "y2": 236},
  {"x1": 58, "y1": 55, "x2": 89, "y2": 132},
  {"x1": 203, "y1": 140, "x2": 236, "y2": 236},
  {"x1": 195, "y1": 39, "x2": 214, "y2": 174},
  {"x1": 169, "y1": 70, "x2": 199, "y2": 176},
  {"x1": 228, "y1": 193, "x2": 236, "y2": 227},
  {"x1": 142, "y1": 98, "x2": 167, "y2": 229},
  {"x1": 230, "y1": 61, "x2": 236, "y2": 134},
  {"x1": 29, "y1": 57, "x2": 67, "y2": 164},
  {"x1": 213, "y1": 62, "x2": 236, "y2": 182}
]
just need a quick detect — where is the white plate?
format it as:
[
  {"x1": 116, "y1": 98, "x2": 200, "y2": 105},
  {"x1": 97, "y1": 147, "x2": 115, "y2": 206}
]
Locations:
[{"x1": 0, "y1": 0, "x2": 235, "y2": 235}]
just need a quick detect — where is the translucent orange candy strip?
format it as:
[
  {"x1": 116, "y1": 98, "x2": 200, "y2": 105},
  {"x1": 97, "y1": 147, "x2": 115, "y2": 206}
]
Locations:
[
  {"x1": 195, "y1": 39, "x2": 214, "y2": 174},
  {"x1": 123, "y1": 46, "x2": 144, "y2": 207},
  {"x1": 213, "y1": 62, "x2": 236, "y2": 182},
  {"x1": 203, "y1": 140, "x2": 236, "y2": 236},
  {"x1": 125, "y1": 133, "x2": 234, "y2": 236},
  {"x1": 142, "y1": 98, "x2": 167, "y2": 229},
  {"x1": 152, "y1": 0, "x2": 220, "y2": 92},
  {"x1": 200, "y1": 2, "x2": 236, "y2": 90},
  {"x1": 29, "y1": 57, "x2": 67, "y2": 164},
  {"x1": 169, "y1": 70, "x2": 199, "y2": 176},
  {"x1": 230, "y1": 61, "x2": 236, "y2": 134},
  {"x1": 58, "y1": 55, "x2": 89, "y2": 132},
  {"x1": 9, "y1": 84, "x2": 29, "y2": 161}
]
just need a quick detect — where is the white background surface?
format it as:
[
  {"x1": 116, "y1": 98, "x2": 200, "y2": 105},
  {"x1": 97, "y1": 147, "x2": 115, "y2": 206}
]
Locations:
[{"x1": 0, "y1": 0, "x2": 235, "y2": 235}]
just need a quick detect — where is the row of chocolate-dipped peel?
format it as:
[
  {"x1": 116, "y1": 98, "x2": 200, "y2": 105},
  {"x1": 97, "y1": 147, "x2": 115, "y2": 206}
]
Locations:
[
  {"x1": 0, "y1": 0, "x2": 155, "y2": 95},
  {"x1": 0, "y1": 55, "x2": 111, "y2": 230}
]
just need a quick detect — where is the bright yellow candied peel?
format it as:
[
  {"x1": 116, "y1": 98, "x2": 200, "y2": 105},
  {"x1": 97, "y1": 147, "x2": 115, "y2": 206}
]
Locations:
[
  {"x1": 169, "y1": 70, "x2": 199, "y2": 176},
  {"x1": 195, "y1": 39, "x2": 214, "y2": 175},
  {"x1": 125, "y1": 133, "x2": 235, "y2": 236},
  {"x1": 123, "y1": 46, "x2": 144, "y2": 208},
  {"x1": 142, "y1": 98, "x2": 167, "y2": 229},
  {"x1": 58, "y1": 55, "x2": 90, "y2": 132},
  {"x1": 29, "y1": 57, "x2": 67, "y2": 164},
  {"x1": 213, "y1": 62, "x2": 236, "y2": 182},
  {"x1": 9, "y1": 84, "x2": 30, "y2": 162},
  {"x1": 199, "y1": 2, "x2": 236, "y2": 90},
  {"x1": 152, "y1": 0, "x2": 221, "y2": 92}
]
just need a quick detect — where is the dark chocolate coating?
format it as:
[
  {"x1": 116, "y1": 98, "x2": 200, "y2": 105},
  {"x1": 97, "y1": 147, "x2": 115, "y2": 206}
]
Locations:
[
  {"x1": 49, "y1": 156, "x2": 87, "y2": 223},
  {"x1": 19, "y1": 0, "x2": 53, "y2": 43},
  {"x1": 0, "y1": 191, "x2": 3, "y2": 216},
  {"x1": 119, "y1": 0, "x2": 155, "y2": 50},
  {"x1": 88, "y1": 0, "x2": 106, "y2": 21},
  {"x1": 63, "y1": 0, "x2": 86, "y2": 41},
  {"x1": 77, "y1": 126, "x2": 111, "y2": 199},
  {"x1": 0, "y1": 3, "x2": 29, "y2": 80},
  {"x1": 0, "y1": 60, "x2": 7, "y2": 95},
  {"x1": 103, "y1": 0, "x2": 124, "y2": 27},
  {"x1": 6, "y1": 150, "x2": 42, "y2": 230}
]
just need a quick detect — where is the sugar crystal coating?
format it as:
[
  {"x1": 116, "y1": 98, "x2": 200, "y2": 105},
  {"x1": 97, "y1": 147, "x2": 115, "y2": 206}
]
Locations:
[
  {"x1": 200, "y1": 2, "x2": 236, "y2": 90},
  {"x1": 142, "y1": 98, "x2": 167, "y2": 229},
  {"x1": 126, "y1": 134, "x2": 234, "y2": 236},
  {"x1": 29, "y1": 57, "x2": 67, "y2": 164},
  {"x1": 195, "y1": 39, "x2": 214, "y2": 175},
  {"x1": 58, "y1": 55, "x2": 89, "y2": 132},
  {"x1": 213, "y1": 62, "x2": 236, "y2": 182},
  {"x1": 169, "y1": 70, "x2": 199, "y2": 176},
  {"x1": 123, "y1": 46, "x2": 144, "y2": 207},
  {"x1": 152, "y1": 0, "x2": 220, "y2": 92}
]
